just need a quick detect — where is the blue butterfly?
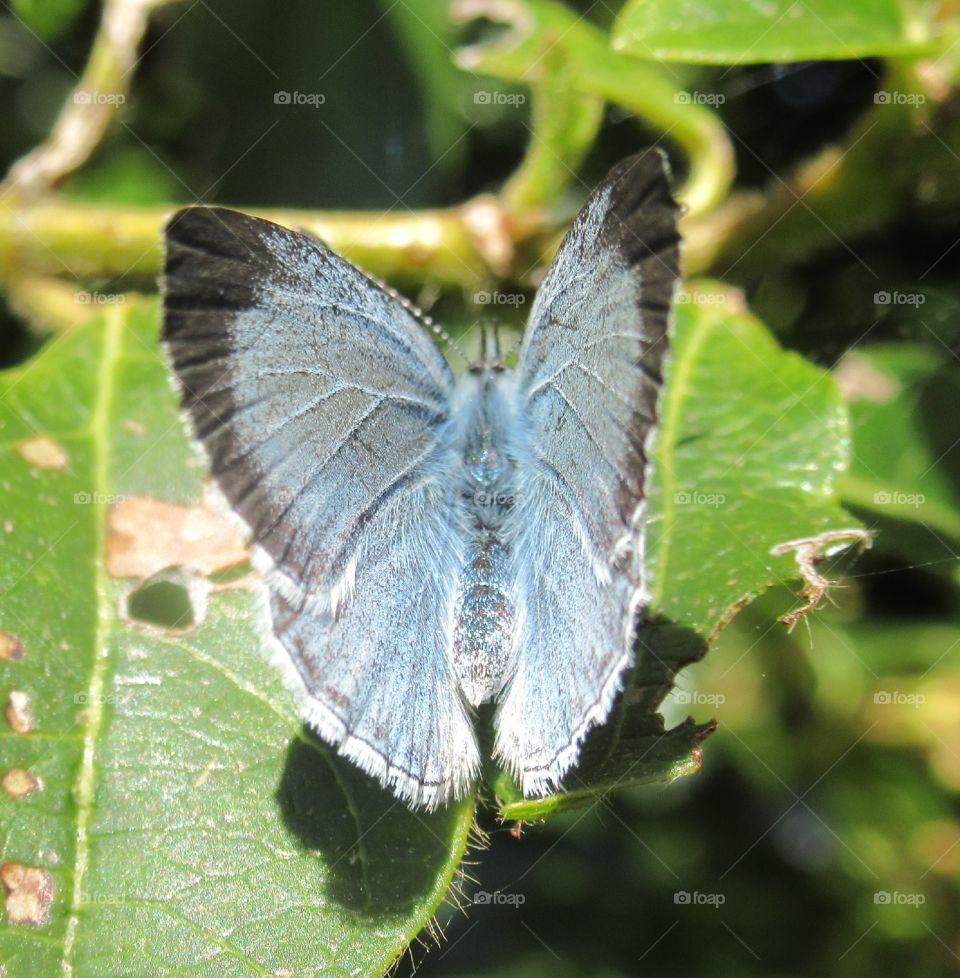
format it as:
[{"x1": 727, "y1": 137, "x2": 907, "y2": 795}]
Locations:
[{"x1": 162, "y1": 150, "x2": 681, "y2": 808}]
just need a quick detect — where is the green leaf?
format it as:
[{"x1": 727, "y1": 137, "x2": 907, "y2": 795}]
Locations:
[
  {"x1": 11, "y1": 0, "x2": 88, "y2": 41},
  {"x1": 498, "y1": 284, "x2": 861, "y2": 821},
  {"x1": 0, "y1": 285, "x2": 864, "y2": 953},
  {"x1": 613, "y1": 0, "x2": 934, "y2": 64},
  {"x1": 648, "y1": 286, "x2": 857, "y2": 631},
  {"x1": 0, "y1": 301, "x2": 473, "y2": 977},
  {"x1": 838, "y1": 343, "x2": 960, "y2": 543}
]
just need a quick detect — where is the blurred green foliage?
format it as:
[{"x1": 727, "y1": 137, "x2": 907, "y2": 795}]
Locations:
[{"x1": 0, "y1": 0, "x2": 959, "y2": 976}]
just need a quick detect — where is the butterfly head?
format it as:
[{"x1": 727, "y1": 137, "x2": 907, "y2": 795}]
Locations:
[{"x1": 467, "y1": 319, "x2": 509, "y2": 375}]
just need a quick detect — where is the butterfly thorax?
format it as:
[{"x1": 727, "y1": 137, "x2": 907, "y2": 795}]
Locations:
[{"x1": 450, "y1": 370, "x2": 518, "y2": 706}]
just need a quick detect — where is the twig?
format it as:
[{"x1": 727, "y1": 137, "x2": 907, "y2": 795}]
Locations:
[{"x1": 2, "y1": 0, "x2": 179, "y2": 199}]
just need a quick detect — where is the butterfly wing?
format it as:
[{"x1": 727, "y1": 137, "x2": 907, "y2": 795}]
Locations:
[
  {"x1": 163, "y1": 208, "x2": 477, "y2": 806},
  {"x1": 497, "y1": 151, "x2": 681, "y2": 794}
]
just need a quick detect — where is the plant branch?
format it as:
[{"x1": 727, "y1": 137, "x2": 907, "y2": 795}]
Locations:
[
  {"x1": 2, "y1": 0, "x2": 179, "y2": 200},
  {"x1": 451, "y1": 0, "x2": 736, "y2": 217}
]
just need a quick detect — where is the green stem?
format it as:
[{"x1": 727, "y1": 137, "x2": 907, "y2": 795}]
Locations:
[
  {"x1": 500, "y1": 43, "x2": 605, "y2": 213},
  {"x1": 0, "y1": 199, "x2": 494, "y2": 287},
  {"x1": 453, "y1": 0, "x2": 735, "y2": 216}
]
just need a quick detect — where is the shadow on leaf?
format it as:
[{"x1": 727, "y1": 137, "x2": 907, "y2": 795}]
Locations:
[{"x1": 277, "y1": 730, "x2": 469, "y2": 915}]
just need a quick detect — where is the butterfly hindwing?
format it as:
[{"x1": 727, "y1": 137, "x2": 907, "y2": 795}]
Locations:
[
  {"x1": 163, "y1": 208, "x2": 478, "y2": 806},
  {"x1": 495, "y1": 151, "x2": 681, "y2": 794}
]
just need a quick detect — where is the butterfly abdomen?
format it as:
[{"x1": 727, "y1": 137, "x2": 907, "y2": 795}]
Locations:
[{"x1": 450, "y1": 371, "x2": 518, "y2": 706}]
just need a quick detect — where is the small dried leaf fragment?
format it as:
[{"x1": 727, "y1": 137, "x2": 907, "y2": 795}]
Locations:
[
  {"x1": 1, "y1": 863, "x2": 54, "y2": 926},
  {"x1": 771, "y1": 528, "x2": 872, "y2": 629},
  {"x1": 835, "y1": 352, "x2": 899, "y2": 403},
  {"x1": 16, "y1": 436, "x2": 69, "y2": 471},
  {"x1": 107, "y1": 494, "x2": 248, "y2": 578},
  {"x1": 1, "y1": 769, "x2": 40, "y2": 798},
  {"x1": 4, "y1": 691, "x2": 32, "y2": 733},
  {"x1": 0, "y1": 632, "x2": 25, "y2": 660}
]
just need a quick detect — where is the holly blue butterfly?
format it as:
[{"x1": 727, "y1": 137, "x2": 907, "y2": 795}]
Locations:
[{"x1": 162, "y1": 150, "x2": 681, "y2": 808}]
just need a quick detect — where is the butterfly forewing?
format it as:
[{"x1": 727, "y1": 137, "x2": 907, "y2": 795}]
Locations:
[
  {"x1": 163, "y1": 208, "x2": 478, "y2": 806},
  {"x1": 495, "y1": 150, "x2": 681, "y2": 794}
]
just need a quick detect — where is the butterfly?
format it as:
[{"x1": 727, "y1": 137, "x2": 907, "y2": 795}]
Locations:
[{"x1": 161, "y1": 149, "x2": 681, "y2": 808}]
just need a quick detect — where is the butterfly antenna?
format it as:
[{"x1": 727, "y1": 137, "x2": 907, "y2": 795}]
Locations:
[
  {"x1": 420, "y1": 310, "x2": 470, "y2": 366},
  {"x1": 349, "y1": 259, "x2": 469, "y2": 367},
  {"x1": 479, "y1": 319, "x2": 503, "y2": 368}
]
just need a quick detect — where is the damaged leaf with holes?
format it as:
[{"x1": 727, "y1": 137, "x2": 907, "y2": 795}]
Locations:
[{"x1": 0, "y1": 285, "x2": 863, "y2": 968}]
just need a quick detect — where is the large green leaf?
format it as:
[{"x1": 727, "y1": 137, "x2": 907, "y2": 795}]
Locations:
[
  {"x1": 0, "y1": 285, "x2": 862, "y2": 966},
  {"x1": 648, "y1": 287, "x2": 857, "y2": 631},
  {"x1": 613, "y1": 0, "x2": 934, "y2": 63},
  {"x1": 0, "y1": 302, "x2": 473, "y2": 977},
  {"x1": 497, "y1": 284, "x2": 861, "y2": 820}
]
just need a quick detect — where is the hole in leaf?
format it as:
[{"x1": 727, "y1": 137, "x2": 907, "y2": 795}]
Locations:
[{"x1": 126, "y1": 575, "x2": 197, "y2": 630}]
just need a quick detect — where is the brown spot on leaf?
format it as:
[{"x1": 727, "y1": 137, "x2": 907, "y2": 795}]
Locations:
[
  {"x1": 123, "y1": 419, "x2": 146, "y2": 435},
  {"x1": 4, "y1": 691, "x2": 32, "y2": 733},
  {"x1": 107, "y1": 494, "x2": 248, "y2": 578},
  {"x1": 0, "y1": 632, "x2": 25, "y2": 660},
  {"x1": 1, "y1": 863, "x2": 54, "y2": 926},
  {"x1": 2, "y1": 769, "x2": 40, "y2": 798},
  {"x1": 16, "y1": 436, "x2": 69, "y2": 472}
]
